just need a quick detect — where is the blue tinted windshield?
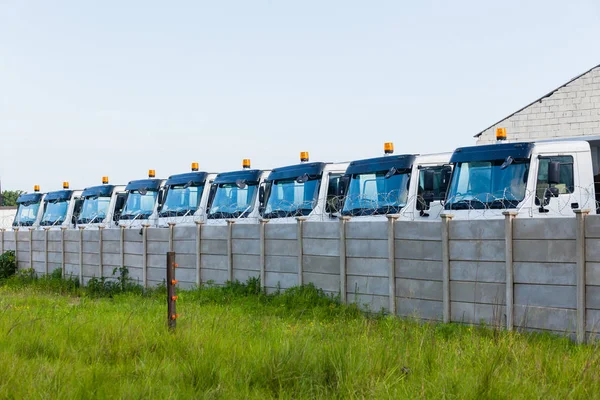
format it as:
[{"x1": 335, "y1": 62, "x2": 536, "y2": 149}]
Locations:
[
  {"x1": 342, "y1": 171, "x2": 410, "y2": 216},
  {"x1": 13, "y1": 202, "x2": 41, "y2": 226},
  {"x1": 78, "y1": 196, "x2": 111, "y2": 223},
  {"x1": 121, "y1": 190, "x2": 158, "y2": 219},
  {"x1": 445, "y1": 160, "x2": 530, "y2": 209},
  {"x1": 159, "y1": 184, "x2": 204, "y2": 217},
  {"x1": 208, "y1": 183, "x2": 258, "y2": 219},
  {"x1": 262, "y1": 178, "x2": 321, "y2": 218},
  {"x1": 40, "y1": 200, "x2": 69, "y2": 226}
]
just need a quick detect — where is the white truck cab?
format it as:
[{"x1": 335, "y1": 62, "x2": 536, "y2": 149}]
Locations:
[
  {"x1": 205, "y1": 159, "x2": 270, "y2": 225},
  {"x1": 76, "y1": 177, "x2": 127, "y2": 229},
  {"x1": 12, "y1": 185, "x2": 45, "y2": 229},
  {"x1": 443, "y1": 129, "x2": 598, "y2": 219},
  {"x1": 260, "y1": 152, "x2": 349, "y2": 223},
  {"x1": 157, "y1": 163, "x2": 217, "y2": 227},
  {"x1": 340, "y1": 143, "x2": 452, "y2": 221},
  {"x1": 38, "y1": 182, "x2": 83, "y2": 230},
  {"x1": 118, "y1": 170, "x2": 166, "y2": 228}
]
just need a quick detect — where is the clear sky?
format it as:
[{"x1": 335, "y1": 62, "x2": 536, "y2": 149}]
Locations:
[{"x1": 1, "y1": 0, "x2": 599, "y2": 192}]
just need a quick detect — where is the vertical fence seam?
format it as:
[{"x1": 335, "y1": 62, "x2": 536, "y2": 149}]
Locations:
[
  {"x1": 195, "y1": 221, "x2": 203, "y2": 287},
  {"x1": 339, "y1": 217, "x2": 350, "y2": 304}
]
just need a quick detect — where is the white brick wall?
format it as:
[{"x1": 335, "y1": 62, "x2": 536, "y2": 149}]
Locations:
[{"x1": 476, "y1": 66, "x2": 600, "y2": 144}]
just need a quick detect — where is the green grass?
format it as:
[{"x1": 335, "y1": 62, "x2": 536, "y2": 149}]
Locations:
[{"x1": 0, "y1": 274, "x2": 599, "y2": 399}]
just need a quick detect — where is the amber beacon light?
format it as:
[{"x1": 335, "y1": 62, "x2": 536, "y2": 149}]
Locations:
[
  {"x1": 384, "y1": 142, "x2": 394, "y2": 155},
  {"x1": 148, "y1": 169, "x2": 156, "y2": 178},
  {"x1": 496, "y1": 127, "x2": 507, "y2": 141},
  {"x1": 300, "y1": 152, "x2": 309, "y2": 162}
]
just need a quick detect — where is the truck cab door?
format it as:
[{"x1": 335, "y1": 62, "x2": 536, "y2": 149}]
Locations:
[
  {"x1": 415, "y1": 165, "x2": 452, "y2": 220},
  {"x1": 534, "y1": 155, "x2": 578, "y2": 216}
]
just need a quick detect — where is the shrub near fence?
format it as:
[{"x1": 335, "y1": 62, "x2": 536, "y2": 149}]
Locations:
[{"x1": 2, "y1": 212, "x2": 600, "y2": 342}]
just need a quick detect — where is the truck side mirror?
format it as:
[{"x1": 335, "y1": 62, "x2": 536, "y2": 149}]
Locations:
[
  {"x1": 548, "y1": 161, "x2": 561, "y2": 185},
  {"x1": 259, "y1": 185, "x2": 265, "y2": 205},
  {"x1": 157, "y1": 190, "x2": 164, "y2": 206},
  {"x1": 422, "y1": 170, "x2": 435, "y2": 192},
  {"x1": 72, "y1": 198, "x2": 84, "y2": 226},
  {"x1": 338, "y1": 175, "x2": 350, "y2": 197}
]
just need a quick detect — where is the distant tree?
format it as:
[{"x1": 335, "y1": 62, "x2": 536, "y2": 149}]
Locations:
[{"x1": 1, "y1": 190, "x2": 25, "y2": 207}]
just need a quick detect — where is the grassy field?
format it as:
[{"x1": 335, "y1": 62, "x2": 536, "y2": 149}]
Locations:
[{"x1": 1, "y1": 272, "x2": 599, "y2": 399}]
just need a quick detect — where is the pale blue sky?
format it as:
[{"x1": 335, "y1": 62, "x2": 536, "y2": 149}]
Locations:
[{"x1": 1, "y1": 1, "x2": 599, "y2": 191}]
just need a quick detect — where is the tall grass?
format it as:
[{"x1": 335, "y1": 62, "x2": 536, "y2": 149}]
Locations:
[{"x1": 0, "y1": 275, "x2": 599, "y2": 398}]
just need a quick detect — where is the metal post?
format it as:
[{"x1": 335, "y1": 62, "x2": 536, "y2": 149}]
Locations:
[
  {"x1": 387, "y1": 215, "x2": 399, "y2": 314},
  {"x1": 226, "y1": 220, "x2": 235, "y2": 282},
  {"x1": 44, "y1": 228, "x2": 50, "y2": 276},
  {"x1": 296, "y1": 217, "x2": 307, "y2": 286},
  {"x1": 259, "y1": 219, "x2": 269, "y2": 291},
  {"x1": 166, "y1": 251, "x2": 178, "y2": 331},
  {"x1": 1, "y1": 228, "x2": 4, "y2": 254},
  {"x1": 575, "y1": 209, "x2": 590, "y2": 344},
  {"x1": 142, "y1": 224, "x2": 150, "y2": 288},
  {"x1": 441, "y1": 214, "x2": 453, "y2": 323},
  {"x1": 503, "y1": 211, "x2": 518, "y2": 331},
  {"x1": 339, "y1": 216, "x2": 351, "y2": 303},
  {"x1": 61, "y1": 227, "x2": 67, "y2": 278},
  {"x1": 195, "y1": 221, "x2": 203, "y2": 287},
  {"x1": 78, "y1": 226, "x2": 85, "y2": 285},
  {"x1": 98, "y1": 226, "x2": 104, "y2": 279}
]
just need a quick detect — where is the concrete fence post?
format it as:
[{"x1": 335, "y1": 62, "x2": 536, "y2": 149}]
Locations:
[
  {"x1": 98, "y1": 226, "x2": 104, "y2": 279},
  {"x1": 78, "y1": 226, "x2": 85, "y2": 285},
  {"x1": 441, "y1": 214, "x2": 453, "y2": 323},
  {"x1": 142, "y1": 224, "x2": 150, "y2": 288},
  {"x1": 195, "y1": 221, "x2": 203, "y2": 287},
  {"x1": 1, "y1": 228, "x2": 4, "y2": 254},
  {"x1": 339, "y1": 216, "x2": 351, "y2": 304},
  {"x1": 259, "y1": 219, "x2": 269, "y2": 291},
  {"x1": 296, "y1": 217, "x2": 307, "y2": 286},
  {"x1": 575, "y1": 209, "x2": 590, "y2": 344},
  {"x1": 60, "y1": 227, "x2": 67, "y2": 278},
  {"x1": 503, "y1": 211, "x2": 518, "y2": 331},
  {"x1": 387, "y1": 215, "x2": 399, "y2": 314},
  {"x1": 28, "y1": 228, "x2": 33, "y2": 270},
  {"x1": 168, "y1": 223, "x2": 176, "y2": 252},
  {"x1": 226, "y1": 220, "x2": 235, "y2": 282},
  {"x1": 13, "y1": 228, "x2": 19, "y2": 269},
  {"x1": 120, "y1": 226, "x2": 125, "y2": 272},
  {"x1": 44, "y1": 227, "x2": 50, "y2": 276}
]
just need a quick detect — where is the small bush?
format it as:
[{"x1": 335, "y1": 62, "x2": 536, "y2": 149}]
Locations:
[{"x1": 0, "y1": 250, "x2": 17, "y2": 279}]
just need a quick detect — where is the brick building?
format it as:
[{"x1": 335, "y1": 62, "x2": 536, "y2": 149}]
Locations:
[{"x1": 475, "y1": 64, "x2": 600, "y2": 145}]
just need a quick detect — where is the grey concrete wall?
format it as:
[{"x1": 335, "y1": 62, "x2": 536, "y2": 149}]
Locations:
[{"x1": 6, "y1": 214, "x2": 600, "y2": 342}]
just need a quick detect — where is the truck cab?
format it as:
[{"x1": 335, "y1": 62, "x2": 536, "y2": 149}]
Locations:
[
  {"x1": 340, "y1": 143, "x2": 452, "y2": 221},
  {"x1": 260, "y1": 152, "x2": 349, "y2": 223},
  {"x1": 12, "y1": 185, "x2": 45, "y2": 229},
  {"x1": 205, "y1": 159, "x2": 270, "y2": 225},
  {"x1": 157, "y1": 163, "x2": 217, "y2": 227},
  {"x1": 76, "y1": 177, "x2": 127, "y2": 229},
  {"x1": 38, "y1": 182, "x2": 83, "y2": 230},
  {"x1": 444, "y1": 129, "x2": 597, "y2": 219},
  {"x1": 118, "y1": 170, "x2": 166, "y2": 228}
]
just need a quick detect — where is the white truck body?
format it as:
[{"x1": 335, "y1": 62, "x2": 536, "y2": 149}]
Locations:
[
  {"x1": 12, "y1": 191, "x2": 46, "y2": 229},
  {"x1": 157, "y1": 172, "x2": 217, "y2": 227},
  {"x1": 76, "y1": 184, "x2": 127, "y2": 229},
  {"x1": 118, "y1": 178, "x2": 166, "y2": 228},
  {"x1": 443, "y1": 138, "x2": 598, "y2": 220},
  {"x1": 260, "y1": 161, "x2": 349, "y2": 223},
  {"x1": 341, "y1": 152, "x2": 452, "y2": 222},
  {"x1": 38, "y1": 189, "x2": 83, "y2": 230},
  {"x1": 205, "y1": 169, "x2": 270, "y2": 225}
]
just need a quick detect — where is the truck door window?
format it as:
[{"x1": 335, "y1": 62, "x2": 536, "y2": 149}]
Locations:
[
  {"x1": 535, "y1": 156, "x2": 574, "y2": 203},
  {"x1": 418, "y1": 166, "x2": 451, "y2": 201},
  {"x1": 325, "y1": 174, "x2": 342, "y2": 213}
]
